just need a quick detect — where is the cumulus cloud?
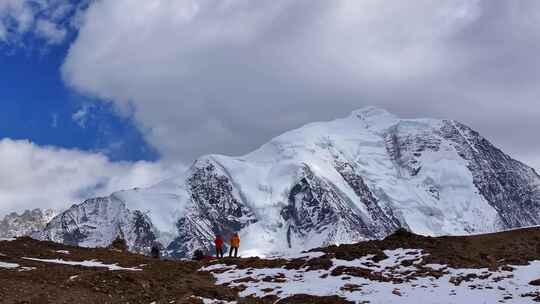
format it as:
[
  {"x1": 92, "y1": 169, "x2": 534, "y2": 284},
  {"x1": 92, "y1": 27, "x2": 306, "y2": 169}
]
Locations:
[
  {"x1": 0, "y1": 138, "x2": 182, "y2": 217},
  {"x1": 60, "y1": 0, "x2": 540, "y2": 169}
]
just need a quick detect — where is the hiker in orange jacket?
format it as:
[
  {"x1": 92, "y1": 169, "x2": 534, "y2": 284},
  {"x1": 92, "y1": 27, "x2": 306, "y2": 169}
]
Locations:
[
  {"x1": 215, "y1": 235, "x2": 224, "y2": 258},
  {"x1": 229, "y1": 233, "x2": 240, "y2": 258}
]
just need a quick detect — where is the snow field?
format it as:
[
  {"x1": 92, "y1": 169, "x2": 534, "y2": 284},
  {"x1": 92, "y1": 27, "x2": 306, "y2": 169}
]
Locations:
[{"x1": 202, "y1": 248, "x2": 540, "y2": 304}]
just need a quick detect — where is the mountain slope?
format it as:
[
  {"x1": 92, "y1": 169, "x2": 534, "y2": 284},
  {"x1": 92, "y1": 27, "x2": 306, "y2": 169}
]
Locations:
[
  {"x1": 39, "y1": 196, "x2": 157, "y2": 253},
  {"x1": 40, "y1": 107, "x2": 540, "y2": 258},
  {"x1": 0, "y1": 209, "x2": 56, "y2": 239}
]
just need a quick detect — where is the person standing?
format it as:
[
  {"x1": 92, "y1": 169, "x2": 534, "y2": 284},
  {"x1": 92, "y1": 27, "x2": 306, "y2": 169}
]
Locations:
[
  {"x1": 215, "y1": 235, "x2": 224, "y2": 258},
  {"x1": 150, "y1": 241, "x2": 161, "y2": 259},
  {"x1": 229, "y1": 233, "x2": 240, "y2": 258}
]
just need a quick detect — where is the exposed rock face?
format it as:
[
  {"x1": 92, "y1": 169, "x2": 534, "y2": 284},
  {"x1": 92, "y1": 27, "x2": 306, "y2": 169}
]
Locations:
[
  {"x1": 282, "y1": 164, "x2": 375, "y2": 248},
  {"x1": 167, "y1": 160, "x2": 258, "y2": 258},
  {"x1": 441, "y1": 121, "x2": 540, "y2": 228},
  {"x1": 384, "y1": 117, "x2": 540, "y2": 231},
  {"x1": 13, "y1": 107, "x2": 540, "y2": 258},
  {"x1": 39, "y1": 196, "x2": 157, "y2": 253},
  {"x1": 333, "y1": 160, "x2": 401, "y2": 238},
  {"x1": 0, "y1": 209, "x2": 56, "y2": 238}
]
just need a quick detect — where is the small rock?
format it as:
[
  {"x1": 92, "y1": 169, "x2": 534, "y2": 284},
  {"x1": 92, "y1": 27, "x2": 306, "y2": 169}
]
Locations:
[{"x1": 500, "y1": 265, "x2": 514, "y2": 272}]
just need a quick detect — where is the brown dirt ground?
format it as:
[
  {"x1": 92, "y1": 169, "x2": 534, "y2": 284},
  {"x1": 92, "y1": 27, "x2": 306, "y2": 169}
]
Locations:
[
  {"x1": 2, "y1": 227, "x2": 540, "y2": 304},
  {"x1": 318, "y1": 227, "x2": 540, "y2": 269},
  {"x1": 0, "y1": 237, "x2": 238, "y2": 304}
]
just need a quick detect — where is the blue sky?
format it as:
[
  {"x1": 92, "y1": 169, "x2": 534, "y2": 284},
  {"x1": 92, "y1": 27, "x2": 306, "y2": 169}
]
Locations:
[
  {"x1": 0, "y1": 40, "x2": 157, "y2": 162},
  {"x1": 0, "y1": 0, "x2": 177, "y2": 215}
]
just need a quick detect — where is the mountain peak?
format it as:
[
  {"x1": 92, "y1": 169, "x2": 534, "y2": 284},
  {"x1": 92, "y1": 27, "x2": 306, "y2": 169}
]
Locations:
[
  {"x1": 349, "y1": 106, "x2": 399, "y2": 132},
  {"x1": 350, "y1": 106, "x2": 394, "y2": 117}
]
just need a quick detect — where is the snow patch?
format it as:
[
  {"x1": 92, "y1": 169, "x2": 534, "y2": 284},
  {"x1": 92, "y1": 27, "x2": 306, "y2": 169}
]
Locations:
[
  {"x1": 0, "y1": 261, "x2": 20, "y2": 269},
  {"x1": 192, "y1": 296, "x2": 238, "y2": 304},
  {"x1": 266, "y1": 251, "x2": 326, "y2": 260},
  {"x1": 22, "y1": 258, "x2": 142, "y2": 271}
]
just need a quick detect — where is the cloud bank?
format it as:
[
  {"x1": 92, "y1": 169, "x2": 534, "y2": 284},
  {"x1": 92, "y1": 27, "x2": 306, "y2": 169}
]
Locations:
[
  {"x1": 60, "y1": 0, "x2": 540, "y2": 169},
  {"x1": 0, "y1": 138, "x2": 181, "y2": 216}
]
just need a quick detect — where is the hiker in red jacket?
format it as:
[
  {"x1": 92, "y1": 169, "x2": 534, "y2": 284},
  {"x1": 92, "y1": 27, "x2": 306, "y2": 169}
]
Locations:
[{"x1": 215, "y1": 235, "x2": 224, "y2": 258}]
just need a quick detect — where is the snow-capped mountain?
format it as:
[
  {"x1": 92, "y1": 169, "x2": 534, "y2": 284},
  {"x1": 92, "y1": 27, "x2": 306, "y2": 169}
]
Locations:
[
  {"x1": 39, "y1": 196, "x2": 157, "y2": 253},
  {"x1": 38, "y1": 107, "x2": 540, "y2": 258},
  {"x1": 0, "y1": 209, "x2": 56, "y2": 238}
]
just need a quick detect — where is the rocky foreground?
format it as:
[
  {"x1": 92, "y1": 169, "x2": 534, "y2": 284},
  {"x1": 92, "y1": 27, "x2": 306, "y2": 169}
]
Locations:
[{"x1": 2, "y1": 227, "x2": 540, "y2": 304}]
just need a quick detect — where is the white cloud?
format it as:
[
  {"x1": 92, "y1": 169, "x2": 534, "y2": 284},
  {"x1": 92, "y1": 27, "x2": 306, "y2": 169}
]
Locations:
[
  {"x1": 0, "y1": 138, "x2": 182, "y2": 217},
  {"x1": 35, "y1": 19, "x2": 67, "y2": 45},
  {"x1": 71, "y1": 104, "x2": 92, "y2": 128},
  {"x1": 0, "y1": 0, "x2": 77, "y2": 46},
  {"x1": 0, "y1": 0, "x2": 35, "y2": 43},
  {"x1": 62, "y1": 0, "x2": 479, "y2": 160},
  {"x1": 61, "y1": 1, "x2": 540, "y2": 168}
]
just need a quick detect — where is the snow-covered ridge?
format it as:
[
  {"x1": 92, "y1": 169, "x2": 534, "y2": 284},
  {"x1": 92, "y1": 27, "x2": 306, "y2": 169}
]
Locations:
[
  {"x1": 0, "y1": 209, "x2": 56, "y2": 239},
  {"x1": 38, "y1": 196, "x2": 157, "y2": 253},
  {"x1": 16, "y1": 107, "x2": 540, "y2": 258}
]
